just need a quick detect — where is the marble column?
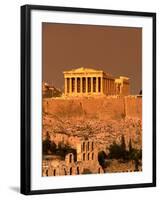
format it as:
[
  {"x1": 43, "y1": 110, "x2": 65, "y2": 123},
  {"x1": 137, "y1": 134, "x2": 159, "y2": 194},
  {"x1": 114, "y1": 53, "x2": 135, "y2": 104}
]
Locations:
[
  {"x1": 120, "y1": 84, "x2": 122, "y2": 95},
  {"x1": 103, "y1": 78, "x2": 106, "y2": 94},
  {"x1": 108, "y1": 79, "x2": 111, "y2": 95},
  {"x1": 69, "y1": 78, "x2": 72, "y2": 94},
  {"x1": 86, "y1": 77, "x2": 88, "y2": 93},
  {"x1": 96, "y1": 77, "x2": 99, "y2": 93},
  {"x1": 113, "y1": 81, "x2": 115, "y2": 94},
  {"x1": 91, "y1": 77, "x2": 93, "y2": 93},
  {"x1": 65, "y1": 78, "x2": 67, "y2": 94},
  {"x1": 80, "y1": 77, "x2": 83, "y2": 93},
  {"x1": 75, "y1": 77, "x2": 77, "y2": 93},
  {"x1": 105, "y1": 79, "x2": 107, "y2": 94},
  {"x1": 101, "y1": 77, "x2": 103, "y2": 94}
]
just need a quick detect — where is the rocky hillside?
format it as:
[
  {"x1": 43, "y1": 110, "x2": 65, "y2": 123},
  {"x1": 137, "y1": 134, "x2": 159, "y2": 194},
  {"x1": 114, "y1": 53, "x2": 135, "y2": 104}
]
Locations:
[{"x1": 43, "y1": 112, "x2": 142, "y2": 153}]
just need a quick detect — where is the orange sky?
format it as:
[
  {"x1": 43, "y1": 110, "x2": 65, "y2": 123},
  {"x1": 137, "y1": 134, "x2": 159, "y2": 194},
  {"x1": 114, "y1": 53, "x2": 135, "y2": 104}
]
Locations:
[{"x1": 42, "y1": 23, "x2": 142, "y2": 94}]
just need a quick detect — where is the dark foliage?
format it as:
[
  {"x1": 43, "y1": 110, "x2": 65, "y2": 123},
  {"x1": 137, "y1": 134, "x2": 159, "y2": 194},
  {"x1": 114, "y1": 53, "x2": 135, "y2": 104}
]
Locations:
[
  {"x1": 108, "y1": 136, "x2": 142, "y2": 163},
  {"x1": 82, "y1": 168, "x2": 92, "y2": 174},
  {"x1": 98, "y1": 151, "x2": 107, "y2": 168},
  {"x1": 42, "y1": 134, "x2": 77, "y2": 160},
  {"x1": 139, "y1": 89, "x2": 142, "y2": 95},
  {"x1": 43, "y1": 138, "x2": 56, "y2": 155}
]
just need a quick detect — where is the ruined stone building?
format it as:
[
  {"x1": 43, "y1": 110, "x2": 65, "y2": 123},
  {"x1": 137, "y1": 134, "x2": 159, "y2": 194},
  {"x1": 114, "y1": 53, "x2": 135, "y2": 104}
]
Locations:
[
  {"x1": 63, "y1": 67, "x2": 130, "y2": 97},
  {"x1": 42, "y1": 82, "x2": 62, "y2": 98},
  {"x1": 42, "y1": 139, "x2": 103, "y2": 176}
]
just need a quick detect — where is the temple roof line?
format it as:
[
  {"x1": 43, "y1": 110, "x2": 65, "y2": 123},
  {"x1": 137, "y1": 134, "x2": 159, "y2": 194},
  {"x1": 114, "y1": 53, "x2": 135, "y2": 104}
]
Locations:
[
  {"x1": 63, "y1": 67, "x2": 130, "y2": 80},
  {"x1": 63, "y1": 67, "x2": 113, "y2": 77},
  {"x1": 63, "y1": 67, "x2": 102, "y2": 73}
]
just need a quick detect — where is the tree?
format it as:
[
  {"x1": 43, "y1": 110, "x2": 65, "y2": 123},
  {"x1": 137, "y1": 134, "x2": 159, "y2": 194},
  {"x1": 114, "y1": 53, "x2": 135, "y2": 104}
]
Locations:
[
  {"x1": 121, "y1": 135, "x2": 126, "y2": 152},
  {"x1": 138, "y1": 149, "x2": 142, "y2": 160},
  {"x1": 98, "y1": 151, "x2": 107, "y2": 168},
  {"x1": 107, "y1": 136, "x2": 142, "y2": 171},
  {"x1": 108, "y1": 135, "x2": 128, "y2": 160},
  {"x1": 139, "y1": 89, "x2": 142, "y2": 95},
  {"x1": 42, "y1": 133, "x2": 56, "y2": 155},
  {"x1": 50, "y1": 141, "x2": 57, "y2": 153},
  {"x1": 120, "y1": 135, "x2": 127, "y2": 160},
  {"x1": 129, "y1": 138, "x2": 133, "y2": 153},
  {"x1": 108, "y1": 141, "x2": 124, "y2": 159}
]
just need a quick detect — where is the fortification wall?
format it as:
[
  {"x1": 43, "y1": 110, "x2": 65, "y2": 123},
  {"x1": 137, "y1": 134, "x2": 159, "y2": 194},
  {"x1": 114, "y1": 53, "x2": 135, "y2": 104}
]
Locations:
[
  {"x1": 43, "y1": 96, "x2": 142, "y2": 120},
  {"x1": 43, "y1": 97, "x2": 125, "y2": 120},
  {"x1": 125, "y1": 96, "x2": 142, "y2": 119}
]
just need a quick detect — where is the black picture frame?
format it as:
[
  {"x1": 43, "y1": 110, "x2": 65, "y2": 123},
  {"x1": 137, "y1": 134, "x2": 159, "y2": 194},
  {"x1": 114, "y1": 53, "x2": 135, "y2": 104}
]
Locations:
[{"x1": 21, "y1": 4, "x2": 156, "y2": 195}]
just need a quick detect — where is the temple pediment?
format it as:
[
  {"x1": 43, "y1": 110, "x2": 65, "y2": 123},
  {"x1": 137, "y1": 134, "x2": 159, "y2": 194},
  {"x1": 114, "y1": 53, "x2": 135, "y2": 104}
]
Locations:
[{"x1": 63, "y1": 67, "x2": 102, "y2": 74}]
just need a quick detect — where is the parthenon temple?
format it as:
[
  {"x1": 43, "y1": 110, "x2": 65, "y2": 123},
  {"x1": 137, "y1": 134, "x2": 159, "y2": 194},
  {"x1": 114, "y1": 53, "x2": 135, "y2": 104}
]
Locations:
[{"x1": 63, "y1": 67, "x2": 130, "y2": 96}]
